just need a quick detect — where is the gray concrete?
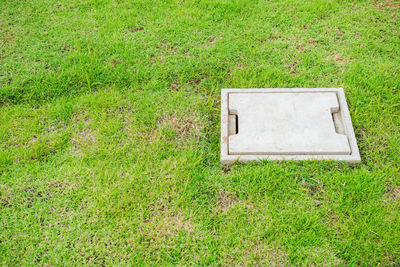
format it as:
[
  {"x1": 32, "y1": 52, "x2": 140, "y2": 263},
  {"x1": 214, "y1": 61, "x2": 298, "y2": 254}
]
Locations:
[{"x1": 221, "y1": 88, "x2": 361, "y2": 165}]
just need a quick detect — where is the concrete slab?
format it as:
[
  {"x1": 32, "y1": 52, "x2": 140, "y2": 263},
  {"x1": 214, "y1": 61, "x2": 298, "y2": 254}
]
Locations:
[{"x1": 221, "y1": 88, "x2": 361, "y2": 165}]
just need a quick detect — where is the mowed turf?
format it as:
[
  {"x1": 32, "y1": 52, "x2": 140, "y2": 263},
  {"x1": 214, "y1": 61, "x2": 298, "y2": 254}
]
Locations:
[{"x1": 1, "y1": 0, "x2": 399, "y2": 265}]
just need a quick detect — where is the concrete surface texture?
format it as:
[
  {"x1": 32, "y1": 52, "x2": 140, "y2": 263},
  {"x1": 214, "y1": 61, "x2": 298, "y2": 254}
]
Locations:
[
  {"x1": 220, "y1": 88, "x2": 361, "y2": 165},
  {"x1": 228, "y1": 92, "x2": 351, "y2": 155}
]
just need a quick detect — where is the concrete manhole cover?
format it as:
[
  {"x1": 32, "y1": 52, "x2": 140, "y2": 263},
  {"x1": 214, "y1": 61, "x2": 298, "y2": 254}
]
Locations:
[{"x1": 221, "y1": 88, "x2": 360, "y2": 165}]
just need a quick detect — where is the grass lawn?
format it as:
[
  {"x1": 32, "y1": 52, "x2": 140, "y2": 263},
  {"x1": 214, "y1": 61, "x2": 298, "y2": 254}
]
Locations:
[{"x1": 1, "y1": 0, "x2": 400, "y2": 265}]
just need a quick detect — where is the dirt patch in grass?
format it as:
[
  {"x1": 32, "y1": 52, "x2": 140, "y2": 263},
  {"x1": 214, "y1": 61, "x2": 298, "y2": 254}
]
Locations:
[
  {"x1": 306, "y1": 184, "x2": 326, "y2": 206},
  {"x1": 132, "y1": 27, "x2": 144, "y2": 32},
  {"x1": 160, "y1": 212, "x2": 194, "y2": 234},
  {"x1": 217, "y1": 190, "x2": 239, "y2": 212},
  {"x1": 170, "y1": 81, "x2": 181, "y2": 91},
  {"x1": 306, "y1": 247, "x2": 343, "y2": 265},
  {"x1": 112, "y1": 60, "x2": 119, "y2": 67},
  {"x1": 156, "y1": 112, "x2": 203, "y2": 141},
  {"x1": 287, "y1": 60, "x2": 299, "y2": 76},
  {"x1": 120, "y1": 107, "x2": 203, "y2": 144},
  {"x1": 262, "y1": 247, "x2": 288, "y2": 265},
  {"x1": 142, "y1": 205, "x2": 194, "y2": 241},
  {"x1": 331, "y1": 54, "x2": 345, "y2": 64},
  {"x1": 188, "y1": 73, "x2": 209, "y2": 89},
  {"x1": 29, "y1": 135, "x2": 39, "y2": 144},
  {"x1": 0, "y1": 184, "x2": 13, "y2": 207},
  {"x1": 386, "y1": 185, "x2": 400, "y2": 201},
  {"x1": 72, "y1": 130, "x2": 96, "y2": 145},
  {"x1": 47, "y1": 181, "x2": 76, "y2": 193},
  {"x1": 296, "y1": 44, "x2": 305, "y2": 52},
  {"x1": 70, "y1": 129, "x2": 96, "y2": 156},
  {"x1": 239, "y1": 242, "x2": 288, "y2": 265},
  {"x1": 61, "y1": 44, "x2": 71, "y2": 53},
  {"x1": 374, "y1": 0, "x2": 399, "y2": 10},
  {"x1": 0, "y1": 196, "x2": 11, "y2": 207},
  {"x1": 156, "y1": 40, "x2": 178, "y2": 55},
  {"x1": 203, "y1": 36, "x2": 220, "y2": 47},
  {"x1": 217, "y1": 190, "x2": 254, "y2": 212},
  {"x1": 1, "y1": 32, "x2": 16, "y2": 45}
]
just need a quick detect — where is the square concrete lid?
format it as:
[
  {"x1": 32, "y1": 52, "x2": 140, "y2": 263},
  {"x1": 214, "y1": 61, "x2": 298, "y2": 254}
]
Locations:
[{"x1": 221, "y1": 88, "x2": 360, "y2": 165}]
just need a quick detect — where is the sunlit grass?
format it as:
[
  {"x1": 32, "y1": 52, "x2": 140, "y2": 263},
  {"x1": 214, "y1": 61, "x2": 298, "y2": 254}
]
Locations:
[{"x1": 1, "y1": 0, "x2": 399, "y2": 265}]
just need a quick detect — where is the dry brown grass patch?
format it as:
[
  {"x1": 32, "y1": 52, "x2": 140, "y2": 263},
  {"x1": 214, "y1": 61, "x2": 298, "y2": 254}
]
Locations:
[
  {"x1": 236, "y1": 241, "x2": 289, "y2": 266},
  {"x1": 47, "y1": 181, "x2": 76, "y2": 193},
  {"x1": 331, "y1": 54, "x2": 345, "y2": 64},
  {"x1": 142, "y1": 205, "x2": 194, "y2": 242},
  {"x1": 217, "y1": 190, "x2": 254, "y2": 212},
  {"x1": 130, "y1": 26, "x2": 144, "y2": 33},
  {"x1": 1, "y1": 32, "x2": 16, "y2": 45},
  {"x1": 161, "y1": 212, "x2": 194, "y2": 234},
  {"x1": 0, "y1": 184, "x2": 13, "y2": 207},
  {"x1": 157, "y1": 112, "x2": 203, "y2": 141},
  {"x1": 170, "y1": 81, "x2": 181, "y2": 91},
  {"x1": 73, "y1": 129, "x2": 96, "y2": 145},
  {"x1": 374, "y1": 0, "x2": 400, "y2": 10},
  {"x1": 203, "y1": 36, "x2": 221, "y2": 47},
  {"x1": 217, "y1": 190, "x2": 239, "y2": 212},
  {"x1": 261, "y1": 247, "x2": 288, "y2": 265},
  {"x1": 386, "y1": 185, "x2": 400, "y2": 201},
  {"x1": 70, "y1": 129, "x2": 97, "y2": 156}
]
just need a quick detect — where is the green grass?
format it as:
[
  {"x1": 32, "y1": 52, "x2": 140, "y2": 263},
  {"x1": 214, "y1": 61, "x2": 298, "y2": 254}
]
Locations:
[{"x1": 1, "y1": 0, "x2": 400, "y2": 265}]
